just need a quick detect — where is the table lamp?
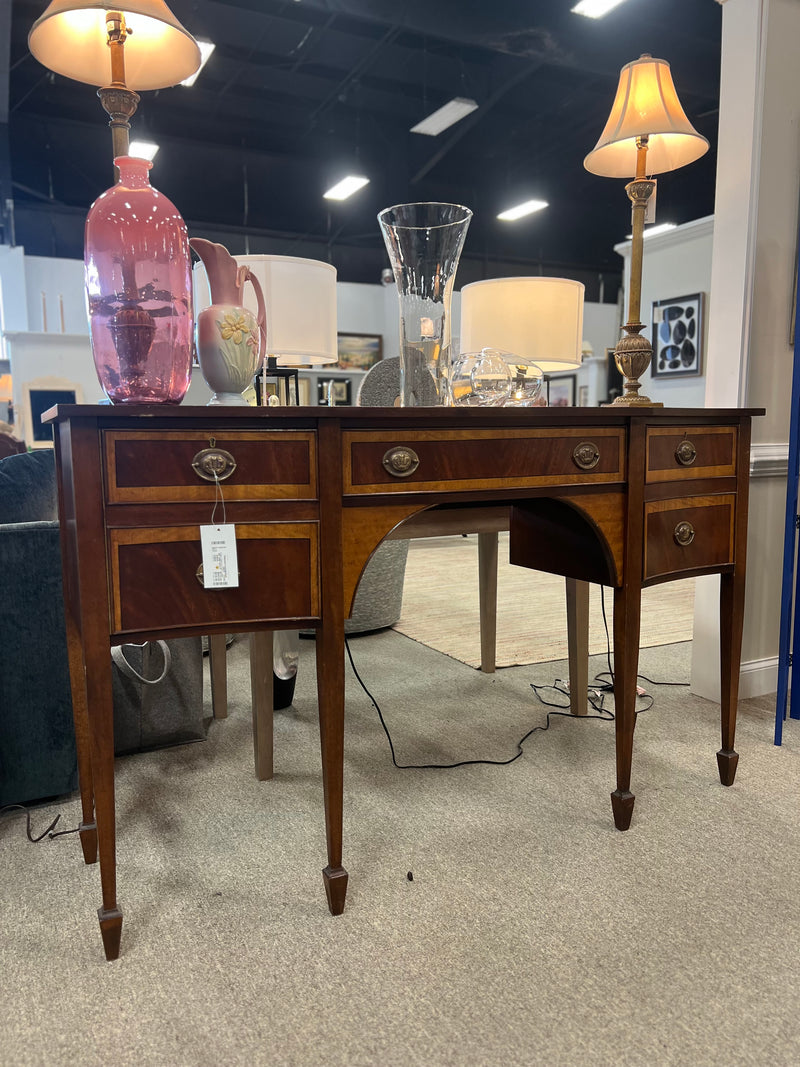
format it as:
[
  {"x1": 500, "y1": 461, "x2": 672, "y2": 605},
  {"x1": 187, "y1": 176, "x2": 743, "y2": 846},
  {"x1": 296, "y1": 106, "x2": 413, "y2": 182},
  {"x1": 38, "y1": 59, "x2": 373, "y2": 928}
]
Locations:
[
  {"x1": 232, "y1": 255, "x2": 338, "y2": 406},
  {"x1": 584, "y1": 54, "x2": 709, "y2": 406},
  {"x1": 460, "y1": 276, "x2": 584, "y2": 403},
  {"x1": 28, "y1": 1, "x2": 201, "y2": 167}
]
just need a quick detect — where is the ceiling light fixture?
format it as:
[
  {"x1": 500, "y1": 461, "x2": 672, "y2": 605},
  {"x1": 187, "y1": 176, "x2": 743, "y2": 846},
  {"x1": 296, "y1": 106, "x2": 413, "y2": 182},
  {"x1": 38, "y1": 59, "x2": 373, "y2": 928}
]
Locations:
[
  {"x1": 497, "y1": 199, "x2": 548, "y2": 221},
  {"x1": 128, "y1": 139, "x2": 159, "y2": 160},
  {"x1": 323, "y1": 175, "x2": 369, "y2": 200},
  {"x1": 572, "y1": 0, "x2": 629, "y2": 18},
  {"x1": 181, "y1": 40, "x2": 215, "y2": 86},
  {"x1": 410, "y1": 97, "x2": 478, "y2": 137}
]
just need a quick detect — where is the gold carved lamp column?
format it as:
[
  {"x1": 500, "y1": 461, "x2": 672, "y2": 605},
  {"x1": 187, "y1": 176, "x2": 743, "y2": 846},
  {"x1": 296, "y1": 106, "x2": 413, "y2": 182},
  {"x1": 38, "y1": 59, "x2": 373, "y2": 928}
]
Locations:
[
  {"x1": 28, "y1": 1, "x2": 201, "y2": 169},
  {"x1": 584, "y1": 54, "x2": 709, "y2": 406}
]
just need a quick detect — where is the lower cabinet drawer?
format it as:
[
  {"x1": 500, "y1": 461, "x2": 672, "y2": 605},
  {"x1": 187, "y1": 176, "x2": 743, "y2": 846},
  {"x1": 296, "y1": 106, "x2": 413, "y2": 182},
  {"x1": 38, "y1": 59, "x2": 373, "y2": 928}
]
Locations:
[
  {"x1": 109, "y1": 523, "x2": 319, "y2": 634},
  {"x1": 644, "y1": 495, "x2": 735, "y2": 581}
]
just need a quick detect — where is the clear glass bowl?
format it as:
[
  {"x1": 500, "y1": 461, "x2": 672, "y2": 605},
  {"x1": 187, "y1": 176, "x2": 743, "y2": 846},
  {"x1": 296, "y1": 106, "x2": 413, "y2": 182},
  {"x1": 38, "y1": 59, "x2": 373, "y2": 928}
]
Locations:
[
  {"x1": 502, "y1": 356, "x2": 545, "y2": 406},
  {"x1": 451, "y1": 348, "x2": 512, "y2": 406}
]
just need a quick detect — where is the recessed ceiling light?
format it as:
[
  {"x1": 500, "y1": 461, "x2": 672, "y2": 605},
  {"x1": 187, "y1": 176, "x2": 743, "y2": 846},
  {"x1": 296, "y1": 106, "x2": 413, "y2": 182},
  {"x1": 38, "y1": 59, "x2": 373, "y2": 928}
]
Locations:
[
  {"x1": 128, "y1": 140, "x2": 159, "y2": 161},
  {"x1": 497, "y1": 199, "x2": 548, "y2": 221},
  {"x1": 181, "y1": 41, "x2": 216, "y2": 87},
  {"x1": 572, "y1": 0, "x2": 629, "y2": 18},
  {"x1": 323, "y1": 175, "x2": 370, "y2": 200},
  {"x1": 410, "y1": 97, "x2": 479, "y2": 137},
  {"x1": 625, "y1": 222, "x2": 677, "y2": 239}
]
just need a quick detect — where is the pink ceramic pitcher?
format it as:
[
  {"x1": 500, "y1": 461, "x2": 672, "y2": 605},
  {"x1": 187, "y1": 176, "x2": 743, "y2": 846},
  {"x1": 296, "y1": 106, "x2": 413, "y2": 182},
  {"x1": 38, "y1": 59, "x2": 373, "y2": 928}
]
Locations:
[{"x1": 191, "y1": 238, "x2": 267, "y2": 405}]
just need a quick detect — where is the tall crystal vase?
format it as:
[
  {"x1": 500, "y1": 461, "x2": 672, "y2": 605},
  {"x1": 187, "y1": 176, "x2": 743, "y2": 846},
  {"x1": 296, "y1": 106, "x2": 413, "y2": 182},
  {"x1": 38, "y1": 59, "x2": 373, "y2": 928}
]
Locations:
[{"x1": 378, "y1": 202, "x2": 472, "y2": 406}]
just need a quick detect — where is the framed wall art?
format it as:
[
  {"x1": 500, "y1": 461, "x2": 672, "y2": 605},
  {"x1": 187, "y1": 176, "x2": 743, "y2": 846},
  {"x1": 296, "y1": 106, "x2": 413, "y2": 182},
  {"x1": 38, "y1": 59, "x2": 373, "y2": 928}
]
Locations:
[
  {"x1": 337, "y1": 332, "x2": 383, "y2": 371},
  {"x1": 317, "y1": 377, "x2": 352, "y2": 405},
  {"x1": 547, "y1": 374, "x2": 576, "y2": 407},
  {"x1": 651, "y1": 293, "x2": 704, "y2": 378}
]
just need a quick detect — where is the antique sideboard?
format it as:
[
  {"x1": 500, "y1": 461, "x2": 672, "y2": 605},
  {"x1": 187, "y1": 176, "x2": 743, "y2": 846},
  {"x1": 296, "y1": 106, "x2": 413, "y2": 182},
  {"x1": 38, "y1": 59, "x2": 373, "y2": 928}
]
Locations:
[{"x1": 45, "y1": 404, "x2": 759, "y2": 960}]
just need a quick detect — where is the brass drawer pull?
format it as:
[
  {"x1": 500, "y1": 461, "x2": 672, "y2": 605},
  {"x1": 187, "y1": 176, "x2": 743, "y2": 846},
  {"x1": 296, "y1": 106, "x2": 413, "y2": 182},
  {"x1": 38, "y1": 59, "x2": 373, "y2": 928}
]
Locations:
[
  {"x1": 674, "y1": 521, "x2": 695, "y2": 547},
  {"x1": 572, "y1": 442, "x2": 600, "y2": 471},
  {"x1": 675, "y1": 440, "x2": 697, "y2": 466},
  {"x1": 192, "y1": 447, "x2": 237, "y2": 482},
  {"x1": 382, "y1": 446, "x2": 420, "y2": 478}
]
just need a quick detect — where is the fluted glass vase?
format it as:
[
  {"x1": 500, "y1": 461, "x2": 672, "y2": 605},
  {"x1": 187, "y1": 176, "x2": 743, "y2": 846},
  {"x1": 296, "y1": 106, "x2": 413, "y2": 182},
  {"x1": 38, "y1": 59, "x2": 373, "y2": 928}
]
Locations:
[
  {"x1": 84, "y1": 156, "x2": 193, "y2": 404},
  {"x1": 378, "y1": 202, "x2": 472, "y2": 406}
]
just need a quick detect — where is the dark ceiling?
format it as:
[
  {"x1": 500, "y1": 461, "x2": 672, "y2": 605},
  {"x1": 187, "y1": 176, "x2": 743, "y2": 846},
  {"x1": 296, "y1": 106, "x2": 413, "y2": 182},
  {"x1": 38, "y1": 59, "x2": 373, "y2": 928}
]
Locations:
[{"x1": 5, "y1": 0, "x2": 722, "y2": 301}]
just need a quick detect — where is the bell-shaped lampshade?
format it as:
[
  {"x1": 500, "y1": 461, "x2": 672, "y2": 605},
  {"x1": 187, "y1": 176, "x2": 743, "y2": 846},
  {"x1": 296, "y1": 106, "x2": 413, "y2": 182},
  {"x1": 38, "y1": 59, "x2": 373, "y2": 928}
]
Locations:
[
  {"x1": 28, "y1": 0, "x2": 201, "y2": 90},
  {"x1": 235, "y1": 255, "x2": 338, "y2": 366},
  {"x1": 460, "y1": 277, "x2": 584, "y2": 372},
  {"x1": 583, "y1": 54, "x2": 709, "y2": 178}
]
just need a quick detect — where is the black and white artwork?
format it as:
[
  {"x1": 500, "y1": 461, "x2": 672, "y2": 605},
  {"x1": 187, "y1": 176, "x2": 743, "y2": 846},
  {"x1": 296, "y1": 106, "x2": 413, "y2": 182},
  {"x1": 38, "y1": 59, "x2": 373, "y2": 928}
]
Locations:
[{"x1": 651, "y1": 293, "x2": 703, "y2": 378}]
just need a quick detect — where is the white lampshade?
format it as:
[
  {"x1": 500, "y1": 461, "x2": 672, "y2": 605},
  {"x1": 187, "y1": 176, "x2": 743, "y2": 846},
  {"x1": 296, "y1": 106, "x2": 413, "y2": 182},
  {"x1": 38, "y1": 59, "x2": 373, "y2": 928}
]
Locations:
[
  {"x1": 235, "y1": 255, "x2": 338, "y2": 366},
  {"x1": 28, "y1": 0, "x2": 201, "y2": 91},
  {"x1": 459, "y1": 277, "x2": 584, "y2": 372},
  {"x1": 583, "y1": 54, "x2": 708, "y2": 179}
]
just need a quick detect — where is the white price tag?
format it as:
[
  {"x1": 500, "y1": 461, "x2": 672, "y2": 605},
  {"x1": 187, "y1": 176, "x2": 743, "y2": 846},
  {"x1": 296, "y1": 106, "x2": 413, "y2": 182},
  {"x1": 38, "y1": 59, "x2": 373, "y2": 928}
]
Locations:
[{"x1": 200, "y1": 524, "x2": 239, "y2": 589}]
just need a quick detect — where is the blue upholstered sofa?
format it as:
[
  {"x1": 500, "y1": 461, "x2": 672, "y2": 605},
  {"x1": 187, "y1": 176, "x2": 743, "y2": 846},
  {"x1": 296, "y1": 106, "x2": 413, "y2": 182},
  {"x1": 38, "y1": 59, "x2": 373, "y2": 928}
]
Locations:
[{"x1": 0, "y1": 449, "x2": 78, "y2": 806}]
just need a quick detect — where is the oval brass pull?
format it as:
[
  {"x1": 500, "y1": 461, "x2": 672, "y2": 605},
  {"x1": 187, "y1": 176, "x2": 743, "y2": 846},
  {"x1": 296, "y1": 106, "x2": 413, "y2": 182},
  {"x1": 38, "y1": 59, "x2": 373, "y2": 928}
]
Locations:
[
  {"x1": 192, "y1": 447, "x2": 237, "y2": 482},
  {"x1": 572, "y1": 442, "x2": 600, "y2": 471},
  {"x1": 382, "y1": 446, "x2": 420, "y2": 478},
  {"x1": 675, "y1": 440, "x2": 697, "y2": 466},
  {"x1": 674, "y1": 521, "x2": 695, "y2": 547}
]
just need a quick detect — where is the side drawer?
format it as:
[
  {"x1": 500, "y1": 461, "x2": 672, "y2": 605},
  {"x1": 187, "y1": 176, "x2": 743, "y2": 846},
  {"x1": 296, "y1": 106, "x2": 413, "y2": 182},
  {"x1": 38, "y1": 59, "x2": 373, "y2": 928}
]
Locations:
[
  {"x1": 344, "y1": 427, "x2": 626, "y2": 494},
  {"x1": 108, "y1": 523, "x2": 319, "y2": 634},
  {"x1": 646, "y1": 426, "x2": 736, "y2": 483},
  {"x1": 104, "y1": 430, "x2": 317, "y2": 503},
  {"x1": 644, "y1": 495, "x2": 735, "y2": 582}
]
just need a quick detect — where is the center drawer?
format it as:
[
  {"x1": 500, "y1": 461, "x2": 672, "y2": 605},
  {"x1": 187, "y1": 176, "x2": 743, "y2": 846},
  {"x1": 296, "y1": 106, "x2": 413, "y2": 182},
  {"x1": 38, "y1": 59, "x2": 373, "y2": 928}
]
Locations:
[
  {"x1": 104, "y1": 430, "x2": 317, "y2": 503},
  {"x1": 108, "y1": 523, "x2": 319, "y2": 634},
  {"x1": 343, "y1": 427, "x2": 626, "y2": 494}
]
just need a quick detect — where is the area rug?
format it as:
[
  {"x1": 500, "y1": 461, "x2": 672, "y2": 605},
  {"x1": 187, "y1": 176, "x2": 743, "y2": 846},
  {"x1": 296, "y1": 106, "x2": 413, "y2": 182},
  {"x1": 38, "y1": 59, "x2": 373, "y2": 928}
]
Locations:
[{"x1": 394, "y1": 533, "x2": 696, "y2": 668}]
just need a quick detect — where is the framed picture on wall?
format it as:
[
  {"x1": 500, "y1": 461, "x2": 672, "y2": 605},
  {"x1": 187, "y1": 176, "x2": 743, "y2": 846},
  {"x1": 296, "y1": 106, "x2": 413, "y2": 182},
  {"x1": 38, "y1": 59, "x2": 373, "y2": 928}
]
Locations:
[
  {"x1": 317, "y1": 377, "x2": 352, "y2": 405},
  {"x1": 337, "y1": 332, "x2": 383, "y2": 371},
  {"x1": 578, "y1": 384, "x2": 589, "y2": 407},
  {"x1": 547, "y1": 374, "x2": 576, "y2": 407},
  {"x1": 651, "y1": 293, "x2": 704, "y2": 378}
]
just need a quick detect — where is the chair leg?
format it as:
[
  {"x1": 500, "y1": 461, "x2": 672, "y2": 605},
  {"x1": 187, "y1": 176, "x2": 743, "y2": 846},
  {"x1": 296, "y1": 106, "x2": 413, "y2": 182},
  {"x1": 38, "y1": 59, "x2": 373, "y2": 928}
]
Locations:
[
  {"x1": 249, "y1": 632, "x2": 274, "y2": 781},
  {"x1": 478, "y1": 532, "x2": 498, "y2": 673},
  {"x1": 208, "y1": 634, "x2": 228, "y2": 719},
  {"x1": 566, "y1": 579, "x2": 590, "y2": 715}
]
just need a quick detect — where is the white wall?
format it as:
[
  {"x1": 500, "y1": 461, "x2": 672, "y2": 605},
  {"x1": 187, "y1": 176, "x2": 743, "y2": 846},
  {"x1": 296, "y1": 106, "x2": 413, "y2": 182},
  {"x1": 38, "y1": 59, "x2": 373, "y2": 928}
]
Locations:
[
  {"x1": 614, "y1": 216, "x2": 713, "y2": 408},
  {"x1": 693, "y1": 0, "x2": 800, "y2": 703}
]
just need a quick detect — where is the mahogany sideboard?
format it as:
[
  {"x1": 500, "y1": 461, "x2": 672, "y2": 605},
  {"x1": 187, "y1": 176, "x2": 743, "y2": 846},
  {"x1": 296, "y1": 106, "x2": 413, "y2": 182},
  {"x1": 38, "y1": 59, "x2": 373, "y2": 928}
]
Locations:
[{"x1": 45, "y1": 404, "x2": 759, "y2": 960}]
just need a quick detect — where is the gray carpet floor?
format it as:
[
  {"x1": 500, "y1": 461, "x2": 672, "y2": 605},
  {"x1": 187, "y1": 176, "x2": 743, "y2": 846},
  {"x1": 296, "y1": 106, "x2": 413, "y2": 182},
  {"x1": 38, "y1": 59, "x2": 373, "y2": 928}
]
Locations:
[{"x1": 1, "y1": 631, "x2": 799, "y2": 1067}]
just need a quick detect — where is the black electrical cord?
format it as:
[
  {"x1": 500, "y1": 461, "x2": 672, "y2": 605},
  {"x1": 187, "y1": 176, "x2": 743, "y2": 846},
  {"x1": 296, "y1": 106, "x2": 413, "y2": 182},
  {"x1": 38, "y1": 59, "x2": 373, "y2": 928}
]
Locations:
[
  {"x1": 345, "y1": 638, "x2": 614, "y2": 771},
  {"x1": 597, "y1": 585, "x2": 691, "y2": 691},
  {"x1": 0, "y1": 804, "x2": 78, "y2": 842}
]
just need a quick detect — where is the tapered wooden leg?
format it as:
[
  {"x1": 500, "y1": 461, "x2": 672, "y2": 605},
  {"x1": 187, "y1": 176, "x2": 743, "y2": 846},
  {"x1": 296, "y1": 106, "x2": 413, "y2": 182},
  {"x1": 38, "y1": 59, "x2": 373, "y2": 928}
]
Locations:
[
  {"x1": 64, "y1": 611, "x2": 97, "y2": 865},
  {"x1": 249, "y1": 632, "x2": 274, "y2": 781},
  {"x1": 316, "y1": 621, "x2": 348, "y2": 915},
  {"x1": 85, "y1": 643, "x2": 121, "y2": 960},
  {"x1": 611, "y1": 583, "x2": 641, "y2": 830},
  {"x1": 566, "y1": 579, "x2": 590, "y2": 716},
  {"x1": 478, "y1": 532, "x2": 498, "y2": 673},
  {"x1": 209, "y1": 634, "x2": 228, "y2": 719},
  {"x1": 718, "y1": 572, "x2": 745, "y2": 786}
]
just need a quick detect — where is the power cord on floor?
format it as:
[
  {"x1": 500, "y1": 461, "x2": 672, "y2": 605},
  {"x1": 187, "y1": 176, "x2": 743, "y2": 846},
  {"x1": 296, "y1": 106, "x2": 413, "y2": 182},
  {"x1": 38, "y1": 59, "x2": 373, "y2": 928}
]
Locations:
[
  {"x1": 0, "y1": 804, "x2": 79, "y2": 842},
  {"x1": 345, "y1": 637, "x2": 614, "y2": 770},
  {"x1": 345, "y1": 584, "x2": 691, "y2": 769}
]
